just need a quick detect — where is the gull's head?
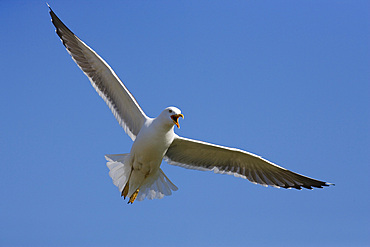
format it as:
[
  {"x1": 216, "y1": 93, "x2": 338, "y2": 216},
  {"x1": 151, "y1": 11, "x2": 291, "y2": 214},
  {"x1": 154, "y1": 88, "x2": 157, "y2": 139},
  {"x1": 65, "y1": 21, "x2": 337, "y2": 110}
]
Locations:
[{"x1": 161, "y1": 106, "x2": 184, "y2": 128}]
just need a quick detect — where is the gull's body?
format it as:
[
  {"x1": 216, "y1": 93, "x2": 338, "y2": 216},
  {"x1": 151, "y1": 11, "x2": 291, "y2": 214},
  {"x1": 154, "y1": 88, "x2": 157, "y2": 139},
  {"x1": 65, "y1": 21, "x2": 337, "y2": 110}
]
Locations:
[
  {"x1": 49, "y1": 6, "x2": 332, "y2": 203},
  {"x1": 119, "y1": 109, "x2": 180, "y2": 202}
]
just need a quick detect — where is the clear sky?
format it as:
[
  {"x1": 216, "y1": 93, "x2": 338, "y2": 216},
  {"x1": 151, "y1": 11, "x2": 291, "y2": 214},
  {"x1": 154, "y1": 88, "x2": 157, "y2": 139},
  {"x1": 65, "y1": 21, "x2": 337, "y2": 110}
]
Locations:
[{"x1": 1, "y1": 1, "x2": 369, "y2": 246}]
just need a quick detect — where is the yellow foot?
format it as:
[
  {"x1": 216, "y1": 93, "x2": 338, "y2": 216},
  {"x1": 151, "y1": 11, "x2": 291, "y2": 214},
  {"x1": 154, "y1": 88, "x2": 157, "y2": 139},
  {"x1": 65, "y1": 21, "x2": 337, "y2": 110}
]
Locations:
[{"x1": 128, "y1": 189, "x2": 140, "y2": 204}]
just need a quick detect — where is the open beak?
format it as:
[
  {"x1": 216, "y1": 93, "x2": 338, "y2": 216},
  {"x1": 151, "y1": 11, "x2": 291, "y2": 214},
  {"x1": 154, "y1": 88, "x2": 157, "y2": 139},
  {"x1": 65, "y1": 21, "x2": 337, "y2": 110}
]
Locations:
[{"x1": 171, "y1": 114, "x2": 184, "y2": 128}]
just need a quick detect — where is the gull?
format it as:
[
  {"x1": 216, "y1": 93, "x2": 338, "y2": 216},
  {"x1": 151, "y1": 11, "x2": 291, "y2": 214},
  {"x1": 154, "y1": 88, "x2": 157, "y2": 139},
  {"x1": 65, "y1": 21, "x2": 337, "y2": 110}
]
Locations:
[{"x1": 49, "y1": 6, "x2": 333, "y2": 204}]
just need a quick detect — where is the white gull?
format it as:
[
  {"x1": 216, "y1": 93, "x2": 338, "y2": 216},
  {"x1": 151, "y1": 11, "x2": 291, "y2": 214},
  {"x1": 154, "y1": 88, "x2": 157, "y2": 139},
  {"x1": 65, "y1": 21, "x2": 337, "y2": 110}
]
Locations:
[{"x1": 49, "y1": 6, "x2": 332, "y2": 204}]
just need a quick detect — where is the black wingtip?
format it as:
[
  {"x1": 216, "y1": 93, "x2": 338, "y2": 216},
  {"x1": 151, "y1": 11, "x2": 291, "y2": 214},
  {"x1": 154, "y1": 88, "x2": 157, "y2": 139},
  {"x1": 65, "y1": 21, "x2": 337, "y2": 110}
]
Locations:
[
  {"x1": 46, "y1": 2, "x2": 52, "y2": 12},
  {"x1": 47, "y1": 3, "x2": 55, "y2": 22},
  {"x1": 48, "y1": 4, "x2": 57, "y2": 20},
  {"x1": 48, "y1": 4, "x2": 77, "y2": 48}
]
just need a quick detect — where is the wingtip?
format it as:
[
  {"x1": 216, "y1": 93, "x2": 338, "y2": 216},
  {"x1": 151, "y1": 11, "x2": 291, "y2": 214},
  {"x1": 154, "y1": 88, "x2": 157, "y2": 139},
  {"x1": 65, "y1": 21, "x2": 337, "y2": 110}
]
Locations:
[{"x1": 47, "y1": 3, "x2": 54, "y2": 19}]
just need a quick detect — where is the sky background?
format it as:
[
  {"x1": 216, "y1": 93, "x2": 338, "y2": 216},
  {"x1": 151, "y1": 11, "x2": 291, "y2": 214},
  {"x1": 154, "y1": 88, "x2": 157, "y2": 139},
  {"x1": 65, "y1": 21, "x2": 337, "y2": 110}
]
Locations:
[{"x1": 1, "y1": 1, "x2": 369, "y2": 246}]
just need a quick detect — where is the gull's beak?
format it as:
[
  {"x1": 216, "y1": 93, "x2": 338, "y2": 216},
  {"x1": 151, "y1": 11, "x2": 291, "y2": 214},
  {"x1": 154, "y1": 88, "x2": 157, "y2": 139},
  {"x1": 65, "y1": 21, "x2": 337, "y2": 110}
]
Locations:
[{"x1": 171, "y1": 114, "x2": 184, "y2": 128}]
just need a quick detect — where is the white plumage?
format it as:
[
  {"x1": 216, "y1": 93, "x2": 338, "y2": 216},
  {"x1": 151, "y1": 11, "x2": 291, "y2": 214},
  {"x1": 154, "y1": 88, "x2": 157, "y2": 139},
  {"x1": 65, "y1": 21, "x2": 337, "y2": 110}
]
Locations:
[
  {"x1": 106, "y1": 154, "x2": 178, "y2": 201},
  {"x1": 49, "y1": 6, "x2": 332, "y2": 204}
]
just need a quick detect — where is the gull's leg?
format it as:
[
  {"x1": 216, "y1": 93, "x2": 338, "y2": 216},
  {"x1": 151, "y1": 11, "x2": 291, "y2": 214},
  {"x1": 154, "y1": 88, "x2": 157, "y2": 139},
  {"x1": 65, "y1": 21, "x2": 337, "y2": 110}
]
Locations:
[
  {"x1": 122, "y1": 183, "x2": 129, "y2": 199},
  {"x1": 128, "y1": 188, "x2": 140, "y2": 204},
  {"x1": 121, "y1": 168, "x2": 134, "y2": 199},
  {"x1": 127, "y1": 170, "x2": 152, "y2": 204}
]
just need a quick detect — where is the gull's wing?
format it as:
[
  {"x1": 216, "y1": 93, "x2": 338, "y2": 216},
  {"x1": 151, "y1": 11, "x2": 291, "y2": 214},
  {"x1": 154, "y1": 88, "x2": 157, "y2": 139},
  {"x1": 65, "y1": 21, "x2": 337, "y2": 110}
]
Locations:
[
  {"x1": 49, "y1": 6, "x2": 148, "y2": 140},
  {"x1": 165, "y1": 136, "x2": 332, "y2": 190}
]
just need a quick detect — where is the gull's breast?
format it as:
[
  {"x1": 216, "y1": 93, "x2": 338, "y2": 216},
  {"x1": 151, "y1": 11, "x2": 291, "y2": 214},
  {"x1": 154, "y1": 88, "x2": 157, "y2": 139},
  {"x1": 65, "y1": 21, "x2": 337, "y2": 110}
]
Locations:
[{"x1": 130, "y1": 123, "x2": 175, "y2": 173}]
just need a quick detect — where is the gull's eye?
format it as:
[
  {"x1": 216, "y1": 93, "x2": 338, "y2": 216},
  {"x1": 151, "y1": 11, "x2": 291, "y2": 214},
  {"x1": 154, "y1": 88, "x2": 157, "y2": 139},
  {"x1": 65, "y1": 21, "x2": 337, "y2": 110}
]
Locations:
[{"x1": 169, "y1": 109, "x2": 173, "y2": 113}]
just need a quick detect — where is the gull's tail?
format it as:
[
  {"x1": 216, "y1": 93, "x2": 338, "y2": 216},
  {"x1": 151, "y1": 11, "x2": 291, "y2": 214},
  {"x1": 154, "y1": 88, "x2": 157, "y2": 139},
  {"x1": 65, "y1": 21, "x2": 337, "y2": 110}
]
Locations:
[
  {"x1": 105, "y1": 154, "x2": 178, "y2": 202},
  {"x1": 136, "y1": 168, "x2": 178, "y2": 201},
  {"x1": 105, "y1": 154, "x2": 131, "y2": 194}
]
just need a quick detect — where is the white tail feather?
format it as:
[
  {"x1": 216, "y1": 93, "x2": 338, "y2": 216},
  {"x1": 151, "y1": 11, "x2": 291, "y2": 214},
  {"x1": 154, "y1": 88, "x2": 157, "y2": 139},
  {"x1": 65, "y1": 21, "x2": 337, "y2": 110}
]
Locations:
[
  {"x1": 137, "y1": 168, "x2": 178, "y2": 201},
  {"x1": 105, "y1": 154, "x2": 178, "y2": 202},
  {"x1": 105, "y1": 154, "x2": 131, "y2": 192}
]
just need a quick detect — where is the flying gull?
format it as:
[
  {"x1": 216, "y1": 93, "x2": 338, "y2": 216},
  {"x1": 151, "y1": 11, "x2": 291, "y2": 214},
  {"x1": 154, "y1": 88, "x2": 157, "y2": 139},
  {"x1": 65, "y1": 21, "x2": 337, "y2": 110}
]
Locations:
[{"x1": 48, "y1": 6, "x2": 333, "y2": 204}]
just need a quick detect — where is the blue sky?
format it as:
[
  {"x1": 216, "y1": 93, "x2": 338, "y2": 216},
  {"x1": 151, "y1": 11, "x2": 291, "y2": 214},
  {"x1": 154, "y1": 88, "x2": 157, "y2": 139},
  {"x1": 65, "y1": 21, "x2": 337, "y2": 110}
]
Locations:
[{"x1": 1, "y1": 1, "x2": 369, "y2": 246}]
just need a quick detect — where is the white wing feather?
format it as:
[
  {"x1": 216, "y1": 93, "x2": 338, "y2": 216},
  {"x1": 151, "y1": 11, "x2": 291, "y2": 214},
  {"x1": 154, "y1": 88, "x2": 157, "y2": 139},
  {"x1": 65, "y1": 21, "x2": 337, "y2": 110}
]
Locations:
[
  {"x1": 165, "y1": 136, "x2": 331, "y2": 190},
  {"x1": 49, "y1": 7, "x2": 148, "y2": 140}
]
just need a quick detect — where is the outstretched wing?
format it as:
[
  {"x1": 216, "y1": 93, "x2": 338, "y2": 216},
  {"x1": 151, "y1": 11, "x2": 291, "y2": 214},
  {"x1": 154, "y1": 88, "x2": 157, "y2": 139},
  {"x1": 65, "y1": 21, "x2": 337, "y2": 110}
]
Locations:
[
  {"x1": 165, "y1": 136, "x2": 332, "y2": 190},
  {"x1": 49, "y1": 6, "x2": 148, "y2": 140}
]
